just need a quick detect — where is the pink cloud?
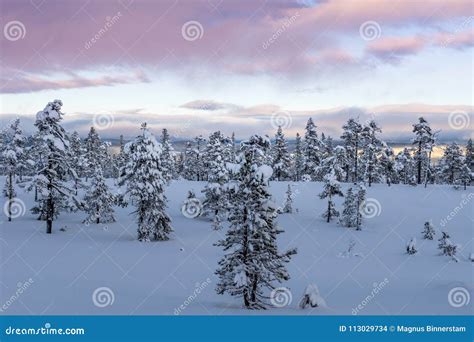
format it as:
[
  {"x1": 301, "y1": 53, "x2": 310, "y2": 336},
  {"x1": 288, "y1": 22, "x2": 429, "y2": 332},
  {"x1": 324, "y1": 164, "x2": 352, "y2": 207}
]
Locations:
[
  {"x1": 0, "y1": 70, "x2": 149, "y2": 94},
  {"x1": 0, "y1": 0, "x2": 472, "y2": 88},
  {"x1": 366, "y1": 36, "x2": 427, "y2": 62}
]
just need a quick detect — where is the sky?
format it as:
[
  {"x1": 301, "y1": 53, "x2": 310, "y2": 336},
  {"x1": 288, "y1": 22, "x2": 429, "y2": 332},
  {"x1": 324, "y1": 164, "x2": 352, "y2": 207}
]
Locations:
[{"x1": 0, "y1": 0, "x2": 473, "y2": 141}]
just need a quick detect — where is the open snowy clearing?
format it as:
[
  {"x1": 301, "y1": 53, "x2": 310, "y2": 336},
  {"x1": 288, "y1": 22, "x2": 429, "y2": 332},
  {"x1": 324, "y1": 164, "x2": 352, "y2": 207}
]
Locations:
[{"x1": 0, "y1": 178, "x2": 472, "y2": 315}]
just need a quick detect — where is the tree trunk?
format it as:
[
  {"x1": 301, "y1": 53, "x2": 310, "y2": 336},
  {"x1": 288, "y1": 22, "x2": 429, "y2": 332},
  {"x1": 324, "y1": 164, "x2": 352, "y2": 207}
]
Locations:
[
  {"x1": 7, "y1": 172, "x2": 12, "y2": 222},
  {"x1": 326, "y1": 199, "x2": 331, "y2": 223},
  {"x1": 354, "y1": 139, "x2": 358, "y2": 184},
  {"x1": 417, "y1": 142, "x2": 422, "y2": 184}
]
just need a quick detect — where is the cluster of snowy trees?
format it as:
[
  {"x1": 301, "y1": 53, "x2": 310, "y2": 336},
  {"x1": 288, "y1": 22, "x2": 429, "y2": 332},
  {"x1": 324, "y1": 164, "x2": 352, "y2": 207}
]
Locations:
[
  {"x1": 1, "y1": 100, "x2": 472, "y2": 309},
  {"x1": 177, "y1": 117, "x2": 472, "y2": 189},
  {"x1": 405, "y1": 222, "x2": 460, "y2": 262}
]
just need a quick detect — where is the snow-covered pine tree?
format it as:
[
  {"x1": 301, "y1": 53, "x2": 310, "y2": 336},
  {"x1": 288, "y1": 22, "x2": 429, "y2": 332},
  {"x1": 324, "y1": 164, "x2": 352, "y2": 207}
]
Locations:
[
  {"x1": 319, "y1": 171, "x2": 343, "y2": 223},
  {"x1": 412, "y1": 117, "x2": 434, "y2": 185},
  {"x1": 341, "y1": 118, "x2": 363, "y2": 183},
  {"x1": 303, "y1": 118, "x2": 323, "y2": 180},
  {"x1": 293, "y1": 132, "x2": 304, "y2": 181},
  {"x1": 282, "y1": 184, "x2": 293, "y2": 213},
  {"x1": 271, "y1": 126, "x2": 291, "y2": 181},
  {"x1": 118, "y1": 123, "x2": 172, "y2": 241},
  {"x1": 2, "y1": 119, "x2": 29, "y2": 222},
  {"x1": 354, "y1": 184, "x2": 366, "y2": 230},
  {"x1": 202, "y1": 131, "x2": 229, "y2": 230},
  {"x1": 182, "y1": 141, "x2": 198, "y2": 180},
  {"x1": 438, "y1": 232, "x2": 458, "y2": 261},
  {"x1": 317, "y1": 146, "x2": 347, "y2": 182},
  {"x1": 360, "y1": 120, "x2": 383, "y2": 187},
  {"x1": 215, "y1": 135, "x2": 296, "y2": 309},
  {"x1": 30, "y1": 100, "x2": 80, "y2": 234},
  {"x1": 112, "y1": 134, "x2": 127, "y2": 179},
  {"x1": 160, "y1": 128, "x2": 176, "y2": 182},
  {"x1": 422, "y1": 221, "x2": 436, "y2": 240},
  {"x1": 83, "y1": 126, "x2": 106, "y2": 181},
  {"x1": 194, "y1": 135, "x2": 207, "y2": 181},
  {"x1": 406, "y1": 238, "x2": 417, "y2": 255},
  {"x1": 83, "y1": 165, "x2": 115, "y2": 224},
  {"x1": 379, "y1": 144, "x2": 396, "y2": 186},
  {"x1": 299, "y1": 284, "x2": 326, "y2": 309},
  {"x1": 69, "y1": 131, "x2": 85, "y2": 194},
  {"x1": 465, "y1": 138, "x2": 473, "y2": 172},
  {"x1": 339, "y1": 187, "x2": 356, "y2": 228},
  {"x1": 438, "y1": 143, "x2": 465, "y2": 186},
  {"x1": 457, "y1": 163, "x2": 471, "y2": 190},
  {"x1": 395, "y1": 148, "x2": 416, "y2": 185}
]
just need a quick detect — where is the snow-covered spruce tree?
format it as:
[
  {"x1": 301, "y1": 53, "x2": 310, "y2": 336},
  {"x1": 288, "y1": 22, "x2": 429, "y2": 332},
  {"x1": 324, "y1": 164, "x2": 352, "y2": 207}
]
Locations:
[
  {"x1": 341, "y1": 118, "x2": 363, "y2": 183},
  {"x1": 160, "y1": 128, "x2": 176, "y2": 182},
  {"x1": 339, "y1": 187, "x2": 356, "y2": 228},
  {"x1": 438, "y1": 143, "x2": 465, "y2": 186},
  {"x1": 195, "y1": 135, "x2": 207, "y2": 181},
  {"x1": 465, "y1": 138, "x2": 473, "y2": 172},
  {"x1": 412, "y1": 117, "x2": 434, "y2": 185},
  {"x1": 360, "y1": 120, "x2": 383, "y2": 187},
  {"x1": 438, "y1": 232, "x2": 458, "y2": 261},
  {"x1": 317, "y1": 146, "x2": 347, "y2": 182},
  {"x1": 182, "y1": 141, "x2": 198, "y2": 180},
  {"x1": 282, "y1": 184, "x2": 294, "y2": 214},
  {"x1": 83, "y1": 165, "x2": 116, "y2": 224},
  {"x1": 69, "y1": 131, "x2": 85, "y2": 194},
  {"x1": 202, "y1": 131, "x2": 230, "y2": 230},
  {"x1": 83, "y1": 126, "x2": 106, "y2": 181},
  {"x1": 395, "y1": 148, "x2": 416, "y2": 185},
  {"x1": 406, "y1": 238, "x2": 417, "y2": 255},
  {"x1": 422, "y1": 221, "x2": 436, "y2": 240},
  {"x1": 457, "y1": 163, "x2": 471, "y2": 190},
  {"x1": 215, "y1": 135, "x2": 296, "y2": 310},
  {"x1": 271, "y1": 126, "x2": 291, "y2": 181},
  {"x1": 303, "y1": 118, "x2": 323, "y2": 180},
  {"x1": 293, "y1": 132, "x2": 304, "y2": 181},
  {"x1": 112, "y1": 134, "x2": 127, "y2": 179},
  {"x1": 2, "y1": 119, "x2": 29, "y2": 222},
  {"x1": 319, "y1": 171, "x2": 343, "y2": 223},
  {"x1": 299, "y1": 284, "x2": 326, "y2": 309},
  {"x1": 30, "y1": 100, "x2": 80, "y2": 234},
  {"x1": 379, "y1": 144, "x2": 396, "y2": 186},
  {"x1": 118, "y1": 123, "x2": 172, "y2": 241},
  {"x1": 354, "y1": 184, "x2": 366, "y2": 230}
]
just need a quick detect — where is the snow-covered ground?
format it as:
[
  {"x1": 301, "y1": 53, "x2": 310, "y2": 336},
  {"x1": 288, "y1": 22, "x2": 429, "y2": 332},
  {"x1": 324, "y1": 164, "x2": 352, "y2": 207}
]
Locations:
[{"x1": 0, "y1": 178, "x2": 472, "y2": 315}]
